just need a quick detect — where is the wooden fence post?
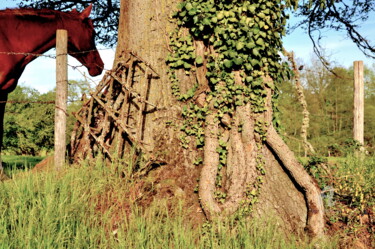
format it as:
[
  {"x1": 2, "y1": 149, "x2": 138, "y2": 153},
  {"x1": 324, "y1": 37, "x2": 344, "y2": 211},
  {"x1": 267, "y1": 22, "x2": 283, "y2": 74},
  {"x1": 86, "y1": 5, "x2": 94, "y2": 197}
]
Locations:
[
  {"x1": 353, "y1": 61, "x2": 364, "y2": 146},
  {"x1": 55, "y1": 29, "x2": 68, "y2": 170}
]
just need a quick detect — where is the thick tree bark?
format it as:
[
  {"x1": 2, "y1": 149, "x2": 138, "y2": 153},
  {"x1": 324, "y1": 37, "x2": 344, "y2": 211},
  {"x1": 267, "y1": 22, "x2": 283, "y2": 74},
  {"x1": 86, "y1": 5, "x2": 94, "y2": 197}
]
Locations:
[{"x1": 80, "y1": 0, "x2": 325, "y2": 238}]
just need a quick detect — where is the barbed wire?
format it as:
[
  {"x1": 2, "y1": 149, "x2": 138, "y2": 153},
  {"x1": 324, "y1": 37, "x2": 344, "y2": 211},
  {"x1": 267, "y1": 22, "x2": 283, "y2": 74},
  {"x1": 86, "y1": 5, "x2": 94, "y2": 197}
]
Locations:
[
  {"x1": 0, "y1": 47, "x2": 113, "y2": 59},
  {"x1": 0, "y1": 47, "x2": 116, "y2": 107},
  {"x1": 3, "y1": 46, "x2": 114, "y2": 79},
  {"x1": 0, "y1": 100, "x2": 55, "y2": 104},
  {"x1": 0, "y1": 47, "x2": 115, "y2": 76}
]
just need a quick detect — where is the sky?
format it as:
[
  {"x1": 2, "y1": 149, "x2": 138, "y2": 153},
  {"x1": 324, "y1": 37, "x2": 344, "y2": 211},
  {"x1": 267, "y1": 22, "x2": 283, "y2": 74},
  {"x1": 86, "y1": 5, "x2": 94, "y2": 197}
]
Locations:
[{"x1": 0, "y1": 0, "x2": 374, "y2": 94}]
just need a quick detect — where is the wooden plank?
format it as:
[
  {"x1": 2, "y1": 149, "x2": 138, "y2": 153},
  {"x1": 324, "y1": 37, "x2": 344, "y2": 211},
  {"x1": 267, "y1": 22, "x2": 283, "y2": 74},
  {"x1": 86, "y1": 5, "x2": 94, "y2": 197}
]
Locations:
[
  {"x1": 92, "y1": 95, "x2": 147, "y2": 151},
  {"x1": 137, "y1": 68, "x2": 150, "y2": 141},
  {"x1": 74, "y1": 113, "x2": 113, "y2": 160},
  {"x1": 55, "y1": 29, "x2": 68, "y2": 170},
  {"x1": 353, "y1": 61, "x2": 364, "y2": 145}
]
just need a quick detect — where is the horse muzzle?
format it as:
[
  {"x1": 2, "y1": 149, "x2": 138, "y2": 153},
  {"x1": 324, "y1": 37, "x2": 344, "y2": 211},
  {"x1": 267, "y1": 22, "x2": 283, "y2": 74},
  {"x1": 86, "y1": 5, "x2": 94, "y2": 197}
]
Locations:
[{"x1": 88, "y1": 64, "x2": 103, "y2": 76}]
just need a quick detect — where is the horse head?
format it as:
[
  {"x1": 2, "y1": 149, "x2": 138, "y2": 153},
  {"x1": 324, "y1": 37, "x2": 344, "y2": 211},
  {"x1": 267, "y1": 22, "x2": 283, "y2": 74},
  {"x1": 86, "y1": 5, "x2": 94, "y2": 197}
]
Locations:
[{"x1": 64, "y1": 4, "x2": 104, "y2": 76}]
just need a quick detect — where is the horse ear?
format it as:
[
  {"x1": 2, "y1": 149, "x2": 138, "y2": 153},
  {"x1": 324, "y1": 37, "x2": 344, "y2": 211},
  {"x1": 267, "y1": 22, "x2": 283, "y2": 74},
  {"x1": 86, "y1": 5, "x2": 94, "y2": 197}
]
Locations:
[{"x1": 80, "y1": 3, "x2": 92, "y2": 19}]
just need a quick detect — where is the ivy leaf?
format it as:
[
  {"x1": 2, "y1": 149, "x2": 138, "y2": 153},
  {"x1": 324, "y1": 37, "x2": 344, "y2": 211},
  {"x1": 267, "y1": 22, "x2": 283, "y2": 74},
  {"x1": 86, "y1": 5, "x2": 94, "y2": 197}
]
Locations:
[
  {"x1": 184, "y1": 62, "x2": 192, "y2": 70},
  {"x1": 195, "y1": 56, "x2": 204, "y2": 65},
  {"x1": 233, "y1": 57, "x2": 243, "y2": 66},
  {"x1": 244, "y1": 63, "x2": 253, "y2": 71},
  {"x1": 223, "y1": 60, "x2": 233, "y2": 69},
  {"x1": 179, "y1": 11, "x2": 187, "y2": 17},
  {"x1": 236, "y1": 42, "x2": 245, "y2": 51},
  {"x1": 217, "y1": 12, "x2": 224, "y2": 20},
  {"x1": 228, "y1": 50, "x2": 237, "y2": 58},
  {"x1": 202, "y1": 18, "x2": 211, "y2": 26},
  {"x1": 246, "y1": 42, "x2": 256, "y2": 49},
  {"x1": 249, "y1": 4, "x2": 256, "y2": 14},
  {"x1": 256, "y1": 38, "x2": 265, "y2": 46},
  {"x1": 252, "y1": 48, "x2": 260, "y2": 57},
  {"x1": 185, "y1": 2, "x2": 193, "y2": 11}
]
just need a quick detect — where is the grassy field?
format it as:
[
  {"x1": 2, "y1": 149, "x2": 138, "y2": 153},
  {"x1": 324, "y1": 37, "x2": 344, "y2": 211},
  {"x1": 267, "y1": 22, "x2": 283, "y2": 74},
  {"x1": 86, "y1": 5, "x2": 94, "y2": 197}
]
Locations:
[
  {"x1": 2, "y1": 155, "x2": 45, "y2": 175},
  {"x1": 0, "y1": 155, "x2": 373, "y2": 248}
]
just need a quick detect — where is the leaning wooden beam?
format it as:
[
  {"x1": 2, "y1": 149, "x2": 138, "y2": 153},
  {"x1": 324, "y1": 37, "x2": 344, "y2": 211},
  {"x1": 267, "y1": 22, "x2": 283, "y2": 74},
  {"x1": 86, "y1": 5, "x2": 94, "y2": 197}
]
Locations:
[
  {"x1": 110, "y1": 72, "x2": 158, "y2": 109},
  {"x1": 125, "y1": 59, "x2": 135, "y2": 88},
  {"x1": 92, "y1": 95, "x2": 147, "y2": 151},
  {"x1": 88, "y1": 129, "x2": 113, "y2": 161},
  {"x1": 74, "y1": 113, "x2": 113, "y2": 161},
  {"x1": 129, "y1": 51, "x2": 160, "y2": 77},
  {"x1": 137, "y1": 68, "x2": 150, "y2": 141}
]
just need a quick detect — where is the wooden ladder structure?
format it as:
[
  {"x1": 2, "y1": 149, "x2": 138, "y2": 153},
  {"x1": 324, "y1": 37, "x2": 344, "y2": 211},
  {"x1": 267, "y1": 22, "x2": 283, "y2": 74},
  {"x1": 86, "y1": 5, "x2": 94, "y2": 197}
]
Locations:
[{"x1": 69, "y1": 52, "x2": 159, "y2": 164}]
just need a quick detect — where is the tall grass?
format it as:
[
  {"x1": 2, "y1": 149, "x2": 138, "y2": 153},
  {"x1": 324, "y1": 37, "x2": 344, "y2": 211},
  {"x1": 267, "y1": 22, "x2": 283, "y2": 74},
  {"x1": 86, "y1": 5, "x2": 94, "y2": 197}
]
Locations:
[
  {"x1": 1, "y1": 155, "x2": 44, "y2": 175},
  {"x1": 0, "y1": 159, "x2": 341, "y2": 248}
]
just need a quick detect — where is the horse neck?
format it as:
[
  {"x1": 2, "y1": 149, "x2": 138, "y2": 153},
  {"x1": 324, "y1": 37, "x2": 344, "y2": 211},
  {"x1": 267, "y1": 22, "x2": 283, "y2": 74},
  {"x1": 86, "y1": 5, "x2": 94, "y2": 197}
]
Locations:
[{"x1": 2, "y1": 13, "x2": 64, "y2": 64}]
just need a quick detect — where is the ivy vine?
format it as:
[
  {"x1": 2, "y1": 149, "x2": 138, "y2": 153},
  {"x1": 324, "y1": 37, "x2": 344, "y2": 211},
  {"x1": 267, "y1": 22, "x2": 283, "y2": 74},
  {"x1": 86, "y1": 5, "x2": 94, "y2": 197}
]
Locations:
[{"x1": 166, "y1": 0, "x2": 296, "y2": 214}]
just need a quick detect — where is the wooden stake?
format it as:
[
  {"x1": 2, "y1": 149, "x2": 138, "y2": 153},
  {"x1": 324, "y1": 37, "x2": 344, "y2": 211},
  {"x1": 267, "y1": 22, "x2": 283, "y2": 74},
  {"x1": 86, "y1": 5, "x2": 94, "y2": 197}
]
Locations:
[
  {"x1": 353, "y1": 61, "x2": 364, "y2": 146},
  {"x1": 55, "y1": 29, "x2": 68, "y2": 170}
]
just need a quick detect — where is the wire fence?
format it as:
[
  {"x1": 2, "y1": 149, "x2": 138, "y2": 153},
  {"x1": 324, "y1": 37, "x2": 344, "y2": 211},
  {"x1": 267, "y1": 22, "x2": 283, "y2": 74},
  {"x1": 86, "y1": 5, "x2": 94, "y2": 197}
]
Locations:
[{"x1": 0, "y1": 47, "x2": 115, "y2": 105}]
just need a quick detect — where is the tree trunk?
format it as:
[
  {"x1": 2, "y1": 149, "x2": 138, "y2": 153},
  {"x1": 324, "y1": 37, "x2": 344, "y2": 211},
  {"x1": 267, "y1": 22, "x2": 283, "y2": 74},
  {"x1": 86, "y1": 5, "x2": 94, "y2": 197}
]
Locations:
[{"x1": 76, "y1": 0, "x2": 325, "y2": 238}]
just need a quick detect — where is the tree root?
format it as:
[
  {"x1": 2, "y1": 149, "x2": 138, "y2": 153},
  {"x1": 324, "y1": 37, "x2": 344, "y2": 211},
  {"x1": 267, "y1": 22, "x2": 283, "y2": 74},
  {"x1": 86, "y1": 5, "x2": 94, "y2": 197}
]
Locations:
[
  {"x1": 199, "y1": 75, "x2": 324, "y2": 239},
  {"x1": 199, "y1": 104, "x2": 258, "y2": 220},
  {"x1": 199, "y1": 111, "x2": 222, "y2": 219},
  {"x1": 265, "y1": 125, "x2": 325, "y2": 238},
  {"x1": 262, "y1": 78, "x2": 325, "y2": 238}
]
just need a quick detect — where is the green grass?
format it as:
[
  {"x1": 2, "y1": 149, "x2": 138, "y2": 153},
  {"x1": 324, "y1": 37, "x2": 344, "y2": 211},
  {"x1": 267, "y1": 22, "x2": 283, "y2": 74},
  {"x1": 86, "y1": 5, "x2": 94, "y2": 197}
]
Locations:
[
  {"x1": 0, "y1": 158, "x2": 344, "y2": 248},
  {"x1": 2, "y1": 155, "x2": 45, "y2": 175}
]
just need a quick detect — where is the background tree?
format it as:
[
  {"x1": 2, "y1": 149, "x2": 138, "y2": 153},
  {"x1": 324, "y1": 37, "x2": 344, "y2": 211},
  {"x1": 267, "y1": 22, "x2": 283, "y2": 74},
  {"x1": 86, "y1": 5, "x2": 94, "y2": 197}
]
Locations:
[
  {"x1": 3, "y1": 86, "x2": 54, "y2": 155},
  {"x1": 364, "y1": 65, "x2": 375, "y2": 150},
  {"x1": 293, "y1": 0, "x2": 375, "y2": 67},
  {"x1": 13, "y1": 0, "x2": 120, "y2": 47},
  {"x1": 279, "y1": 56, "x2": 375, "y2": 156},
  {"x1": 3, "y1": 81, "x2": 90, "y2": 156}
]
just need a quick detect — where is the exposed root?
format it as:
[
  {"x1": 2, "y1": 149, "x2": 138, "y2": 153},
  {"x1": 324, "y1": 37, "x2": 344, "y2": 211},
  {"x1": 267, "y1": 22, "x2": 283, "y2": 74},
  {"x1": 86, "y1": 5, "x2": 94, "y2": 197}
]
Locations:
[
  {"x1": 262, "y1": 76, "x2": 325, "y2": 238},
  {"x1": 199, "y1": 103, "x2": 259, "y2": 219},
  {"x1": 221, "y1": 116, "x2": 247, "y2": 215},
  {"x1": 237, "y1": 104, "x2": 258, "y2": 184},
  {"x1": 198, "y1": 111, "x2": 221, "y2": 219},
  {"x1": 266, "y1": 125, "x2": 325, "y2": 238}
]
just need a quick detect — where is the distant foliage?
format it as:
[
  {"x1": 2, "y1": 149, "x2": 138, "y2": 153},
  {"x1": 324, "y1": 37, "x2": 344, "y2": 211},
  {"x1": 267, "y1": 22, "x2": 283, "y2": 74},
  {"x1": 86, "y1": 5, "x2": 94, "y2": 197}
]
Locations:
[
  {"x1": 3, "y1": 81, "x2": 89, "y2": 155},
  {"x1": 14, "y1": 0, "x2": 120, "y2": 47},
  {"x1": 3, "y1": 86, "x2": 54, "y2": 155},
  {"x1": 279, "y1": 59, "x2": 375, "y2": 156}
]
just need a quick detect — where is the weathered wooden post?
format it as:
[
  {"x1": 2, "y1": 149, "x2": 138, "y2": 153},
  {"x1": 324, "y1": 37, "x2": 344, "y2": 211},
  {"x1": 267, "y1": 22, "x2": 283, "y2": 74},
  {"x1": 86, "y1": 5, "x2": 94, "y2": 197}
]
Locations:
[
  {"x1": 55, "y1": 29, "x2": 68, "y2": 170},
  {"x1": 353, "y1": 61, "x2": 364, "y2": 146}
]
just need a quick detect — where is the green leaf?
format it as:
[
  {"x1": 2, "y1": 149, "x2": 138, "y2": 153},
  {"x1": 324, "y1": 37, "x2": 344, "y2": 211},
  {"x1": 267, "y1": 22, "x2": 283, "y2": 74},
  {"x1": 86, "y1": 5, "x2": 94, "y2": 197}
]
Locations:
[
  {"x1": 217, "y1": 12, "x2": 224, "y2": 20},
  {"x1": 184, "y1": 62, "x2": 192, "y2": 70},
  {"x1": 249, "y1": 5, "x2": 256, "y2": 13},
  {"x1": 233, "y1": 57, "x2": 243, "y2": 66},
  {"x1": 244, "y1": 63, "x2": 253, "y2": 71},
  {"x1": 252, "y1": 48, "x2": 260, "y2": 57},
  {"x1": 195, "y1": 56, "x2": 204, "y2": 65},
  {"x1": 246, "y1": 42, "x2": 256, "y2": 49},
  {"x1": 185, "y1": 2, "x2": 193, "y2": 11},
  {"x1": 236, "y1": 42, "x2": 245, "y2": 51},
  {"x1": 223, "y1": 60, "x2": 233, "y2": 69},
  {"x1": 256, "y1": 38, "x2": 264, "y2": 46},
  {"x1": 228, "y1": 50, "x2": 237, "y2": 58}
]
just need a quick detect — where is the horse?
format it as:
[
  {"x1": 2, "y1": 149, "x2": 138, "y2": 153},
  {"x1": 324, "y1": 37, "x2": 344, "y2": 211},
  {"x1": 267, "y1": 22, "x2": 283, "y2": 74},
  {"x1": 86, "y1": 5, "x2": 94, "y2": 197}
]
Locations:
[{"x1": 0, "y1": 4, "x2": 104, "y2": 171}]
